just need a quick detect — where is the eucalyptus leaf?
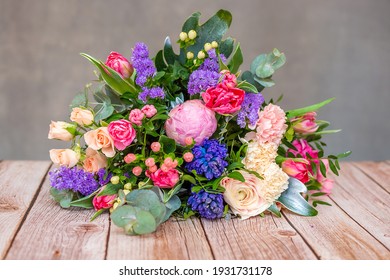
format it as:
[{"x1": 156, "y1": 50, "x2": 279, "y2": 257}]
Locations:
[
  {"x1": 253, "y1": 76, "x2": 275, "y2": 87},
  {"x1": 277, "y1": 177, "x2": 318, "y2": 216},
  {"x1": 50, "y1": 188, "x2": 73, "y2": 209},
  {"x1": 132, "y1": 210, "x2": 157, "y2": 235},
  {"x1": 70, "y1": 91, "x2": 88, "y2": 109},
  {"x1": 162, "y1": 195, "x2": 181, "y2": 223},
  {"x1": 111, "y1": 205, "x2": 138, "y2": 228}
]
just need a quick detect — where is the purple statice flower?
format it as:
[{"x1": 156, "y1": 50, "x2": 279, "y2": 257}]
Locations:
[
  {"x1": 97, "y1": 168, "x2": 112, "y2": 186},
  {"x1": 186, "y1": 139, "x2": 228, "y2": 180},
  {"x1": 237, "y1": 93, "x2": 265, "y2": 128},
  {"x1": 187, "y1": 70, "x2": 220, "y2": 95},
  {"x1": 138, "y1": 86, "x2": 165, "y2": 103},
  {"x1": 131, "y1": 42, "x2": 156, "y2": 87},
  {"x1": 198, "y1": 49, "x2": 219, "y2": 72},
  {"x1": 49, "y1": 166, "x2": 99, "y2": 196},
  {"x1": 188, "y1": 190, "x2": 224, "y2": 219}
]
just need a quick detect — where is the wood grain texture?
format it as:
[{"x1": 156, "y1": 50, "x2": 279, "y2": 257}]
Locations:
[
  {"x1": 330, "y1": 162, "x2": 390, "y2": 249},
  {"x1": 353, "y1": 161, "x2": 390, "y2": 193},
  {"x1": 107, "y1": 217, "x2": 213, "y2": 260},
  {"x1": 201, "y1": 214, "x2": 317, "y2": 260},
  {"x1": 283, "y1": 195, "x2": 390, "y2": 260},
  {"x1": 5, "y1": 166, "x2": 110, "y2": 260},
  {"x1": 0, "y1": 161, "x2": 50, "y2": 259}
]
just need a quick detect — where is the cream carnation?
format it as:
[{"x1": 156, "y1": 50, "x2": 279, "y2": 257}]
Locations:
[
  {"x1": 242, "y1": 141, "x2": 277, "y2": 176},
  {"x1": 258, "y1": 163, "x2": 289, "y2": 204}
]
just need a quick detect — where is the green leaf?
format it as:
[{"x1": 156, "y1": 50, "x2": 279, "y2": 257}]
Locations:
[
  {"x1": 182, "y1": 12, "x2": 201, "y2": 32},
  {"x1": 80, "y1": 53, "x2": 137, "y2": 96},
  {"x1": 313, "y1": 200, "x2": 332, "y2": 207},
  {"x1": 159, "y1": 135, "x2": 176, "y2": 154},
  {"x1": 336, "y1": 151, "x2": 352, "y2": 159},
  {"x1": 126, "y1": 189, "x2": 166, "y2": 225},
  {"x1": 328, "y1": 160, "x2": 339, "y2": 176},
  {"x1": 228, "y1": 43, "x2": 243, "y2": 73},
  {"x1": 312, "y1": 129, "x2": 342, "y2": 135},
  {"x1": 104, "y1": 85, "x2": 128, "y2": 113},
  {"x1": 182, "y1": 174, "x2": 197, "y2": 185},
  {"x1": 162, "y1": 195, "x2": 181, "y2": 222},
  {"x1": 237, "y1": 80, "x2": 258, "y2": 93},
  {"x1": 69, "y1": 195, "x2": 94, "y2": 209},
  {"x1": 50, "y1": 188, "x2": 73, "y2": 209},
  {"x1": 227, "y1": 162, "x2": 245, "y2": 171},
  {"x1": 98, "y1": 183, "x2": 122, "y2": 197},
  {"x1": 111, "y1": 205, "x2": 157, "y2": 235},
  {"x1": 219, "y1": 37, "x2": 235, "y2": 58},
  {"x1": 90, "y1": 209, "x2": 105, "y2": 222},
  {"x1": 319, "y1": 160, "x2": 327, "y2": 177},
  {"x1": 267, "y1": 203, "x2": 281, "y2": 218},
  {"x1": 286, "y1": 98, "x2": 335, "y2": 118},
  {"x1": 155, "y1": 50, "x2": 166, "y2": 71},
  {"x1": 131, "y1": 210, "x2": 157, "y2": 235},
  {"x1": 93, "y1": 90, "x2": 115, "y2": 122},
  {"x1": 335, "y1": 159, "x2": 340, "y2": 170},
  {"x1": 70, "y1": 91, "x2": 88, "y2": 109},
  {"x1": 163, "y1": 37, "x2": 177, "y2": 65},
  {"x1": 227, "y1": 171, "x2": 245, "y2": 182},
  {"x1": 277, "y1": 177, "x2": 318, "y2": 216},
  {"x1": 111, "y1": 205, "x2": 137, "y2": 228},
  {"x1": 253, "y1": 76, "x2": 275, "y2": 88}
]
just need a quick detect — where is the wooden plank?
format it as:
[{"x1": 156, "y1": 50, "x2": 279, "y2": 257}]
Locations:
[
  {"x1": 330, "y1": 162, "x2": 390, "y2": 249},
  {"x1": 353, "y1": 161, "x2": 390, "y2": 193},
  {"x1": 6, "y1": 165, "x2": 110, "y2": 260},
  {"x1": 283, "y1": 195, "x2": 390, "y2": 259},
  {"x1": 0, "y1": 161, "x2": 51, "y2": 259},
  {"x1": 107, "y1": 217, "x2": 214, "y2": 260},
  {"x1": 201, "y1": 214, "x2": 317, "y2": 260}
]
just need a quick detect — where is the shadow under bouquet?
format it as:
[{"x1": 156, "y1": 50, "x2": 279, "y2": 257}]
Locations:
[{"x1": 48, "y1": 10, "x2": 350, "y2": 235}]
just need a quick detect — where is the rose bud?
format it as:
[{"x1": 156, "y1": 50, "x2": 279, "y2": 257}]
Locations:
[
  {"x1": 292, "y1": 112, "x2": 319, "y2": 134},
  {"x1": 48, "y1": 121, "x2": 76, "y2": 141},
  {"x1": 105, "y1": 51, "x2": 133, "y2": 79}
]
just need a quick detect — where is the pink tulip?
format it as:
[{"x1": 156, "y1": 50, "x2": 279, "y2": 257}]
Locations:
[
  {"x1": 292, "y1": 112, "x2": 319, "y2": 134},
  {"x1": 93, "y1": 194, "x2": 117, "y2": 211},
  {"x1": 105, "y1": 51, "x2": 133, "y2": 79},
  {"x1": 282, "y1": 159, "x2": 310, "y2": 183}
]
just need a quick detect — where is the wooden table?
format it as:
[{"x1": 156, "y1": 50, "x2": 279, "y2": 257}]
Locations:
[{"x1": 0, "y1": 161, "x2": 389, "y2": 260}]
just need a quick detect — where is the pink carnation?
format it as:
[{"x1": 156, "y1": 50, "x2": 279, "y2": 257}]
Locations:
[
  {"x1": 107, "y1": 119, "x2": 136, "y2": 150},
  {"x1": 129, "y1": 109, "x2": 144, "y2": 126},
  {"x1": 165, "y1": 100, "x2": 217, "y2": 145},
  {"x1": 141, "y1": 105, "x2": 157, "y2": 118},
  {"x1": 253, "y1": 104, "x2": 287, "y2": 145},
  {"x1": 146, "y1": 168, "x2": 180, "y2": 188}
]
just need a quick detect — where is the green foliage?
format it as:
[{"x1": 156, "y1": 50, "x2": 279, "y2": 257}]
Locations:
[
  {"x1": 50, "y1": 188, "x2": 73, "y2": 208},
  {"x1": 277, "y1": 177, "x2": 318, "y2": 216},
  {"x1": 80, "y1": 53, "x2": 137, "y2": 96},
  {"x1": 227, "y1": 171, "x2": 245, "y2": 182},
  {"x1": 228, "y1": 43, "x2": 243, "y2": 73},
  {"x1": 159, "y1": 135, "x2": 176, "y2": 154},
  {"x1": 267, "y1": 203, "x2": 282, "y2": 218},
  {"x1": 93, "y1": 89, "x2": 115, "y2": 122},
  {"x1": 286, "y1": 98, "x2": 335, "y2": 118}
]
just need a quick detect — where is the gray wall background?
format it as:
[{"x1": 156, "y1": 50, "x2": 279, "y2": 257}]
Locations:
[{"x1": 0, "y1": 0, "x2": 389, "y2": 161}]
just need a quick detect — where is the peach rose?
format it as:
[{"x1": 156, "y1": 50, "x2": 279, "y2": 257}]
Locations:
[
  {"x1": 83, "y1": 148, "x2": 107, "y2": 173},
  {"x1": 48, "y1": 121, "x2": 75, "y2": 141},
  {"x1": 84, "y1": 127, "x2": 115, "y2": 158},
  {"x1": 49, "y1": 149, "x2": 79, "y2": 167},
  {"x1": 70, "y1": 107, "x2": 94, "y2": 126},
  {"x1": 221, "y1": 170, "x2": 270, "y2": 220}
]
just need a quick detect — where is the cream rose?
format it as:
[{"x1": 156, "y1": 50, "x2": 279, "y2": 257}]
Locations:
[
  {"x1": 84, "y1": 127, "x2": 115, "y2": 158},
  {"x1": 221, "y1": 170, "x2": 270, "y2": 220},
  {"x1": 49, "y1": 149, "x2": 79, "y2": 167},
  {"x1": 70, "y1": 107, "x2": 94, "y2": 126},
  {"x1": 83, "y1": 148, "x2": 107, "y2": 173},
  {"x1": 48, "y1": 121, "x2": 75, "y2": 141}
]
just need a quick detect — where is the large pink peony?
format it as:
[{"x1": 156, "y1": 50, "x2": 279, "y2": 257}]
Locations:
[
  {"x1": 165, "y1": 100, "x2": 217, "y2": 145},
  {"x1": 252, "y1": 103, "x2": 287, "y2": 145}
]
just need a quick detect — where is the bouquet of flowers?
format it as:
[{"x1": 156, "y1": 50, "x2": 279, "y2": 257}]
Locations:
[{"x1": 48, "y1": 10, "x2": 350, "y2": 235}]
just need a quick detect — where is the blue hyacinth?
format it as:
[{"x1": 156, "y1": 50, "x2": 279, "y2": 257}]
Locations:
[
  {"x1": 186, "y1": 139, "x2": 228, "y2": 180},
  {"x1": 188, "y1": 190, "x2": 224, "y2": 219}
]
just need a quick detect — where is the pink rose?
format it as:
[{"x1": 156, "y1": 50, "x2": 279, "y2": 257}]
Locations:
[
  {"x1": 105, "y1": 51, "x2": 133, "y2": 79},
  {"x1": 282, "y1": 159, "x2": 311, "y2": 183},
  {"x1": 84, "y1": 127, "x2": 116, "y2": 157},
  {"x1": 288, "y1": 139, "x2": 319, "y2": 160},
  {"x1": 252, "y1": 103, "x2": 287, "y2": 145},
  {"x1": 93, "y1": 194, "x2": 117, "y2": 211},
  {"x1": 83, "y1": 148, "x2": 107, "y2": 173},
  {"x1": 129, "y1": 109, "x2": 145, "y2": 126},
  {"x1": 202, "y1": 83, "x2": 245, "y2": 115},
  {"x1": 48, "y1": 121, "x2": 75, "y2": 141},
  {"x1": 292, "y1": 112, "x2": 319, "y2": 134},
  {"x1": 141, "y1": 105, "x2": 157, "y2": 118},
  {"x1": 165, "y1": 100, "x2": 217, "y2": 145},
  {"x1": 49, "y1": 149, "x2": 79, "y2": 167},
  {"x1": 221, "y1": 70, "x2": 237, "y2": 88},
  {"x1": 70, "y1": 107, "x2": 94, "y2": 126},
  {"x1": 146, "y1": 168, "x2": 180, "y2": 188},
  {"x1": 108, "y1": 119, "x2": 136, "y2": 151}
]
